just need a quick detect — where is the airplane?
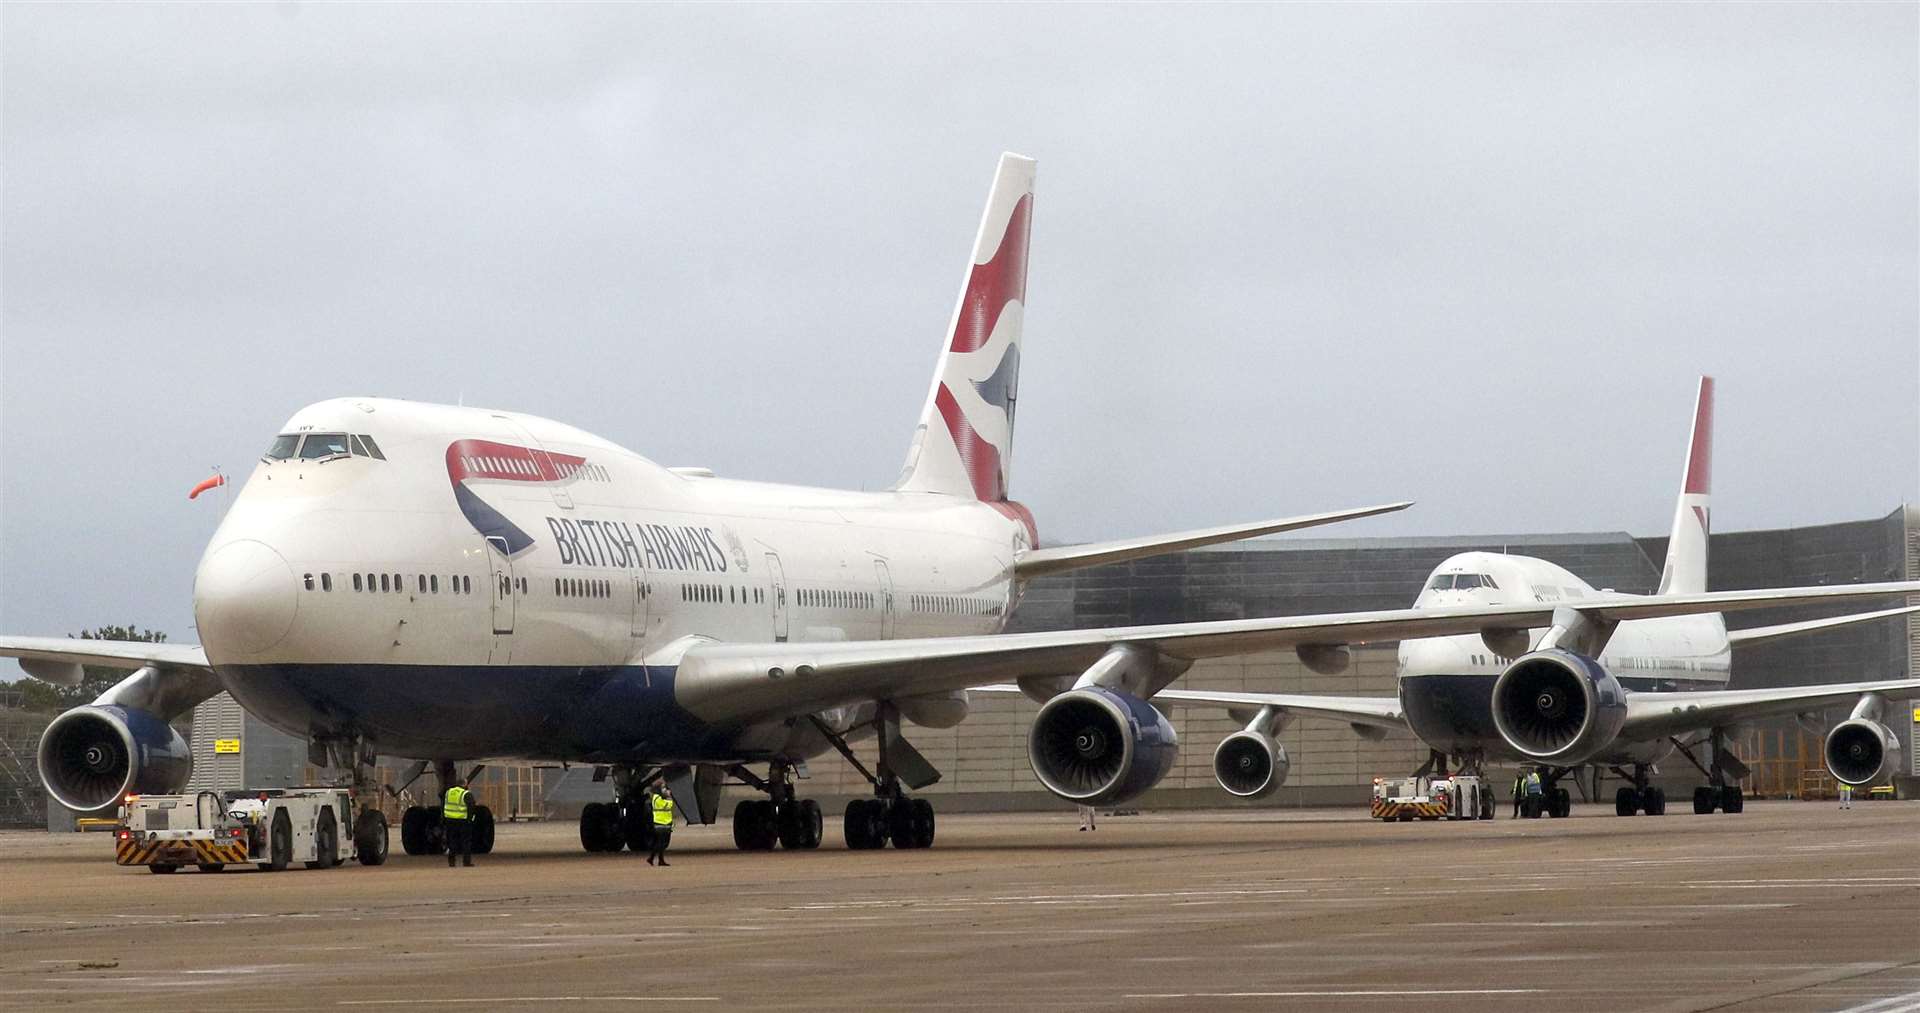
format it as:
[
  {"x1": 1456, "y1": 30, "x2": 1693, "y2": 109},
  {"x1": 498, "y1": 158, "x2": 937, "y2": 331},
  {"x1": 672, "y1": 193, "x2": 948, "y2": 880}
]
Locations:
[
  {"x1": 1100, "y1": 377, "x2": 1920, "y2": 817},
  {"x1": 6, "y1": 156, "x2": 1917, "y2": 860}
]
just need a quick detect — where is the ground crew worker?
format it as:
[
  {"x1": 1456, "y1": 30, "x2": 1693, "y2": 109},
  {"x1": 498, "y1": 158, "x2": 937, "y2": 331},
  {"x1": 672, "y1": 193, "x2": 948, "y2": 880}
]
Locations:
[
  {"x1": 1078, "y1": 804, "x2": 1097, "y2": 831},
  {"x1": 1511, "y1": 773, "x2": 1525, "y2": 818},
  {"x1": 1523, "y1": 770, "x2": 1544, "y2": 817},
  {"x1": 647, "y1": 785, "x2": 675, "y2": 866},
  {"x1": 443, "y1": 783, "x2": 474, "y2": 868},
  {"x1": 1839, "y1": 783, "x2": 1853, "y2": 809}
]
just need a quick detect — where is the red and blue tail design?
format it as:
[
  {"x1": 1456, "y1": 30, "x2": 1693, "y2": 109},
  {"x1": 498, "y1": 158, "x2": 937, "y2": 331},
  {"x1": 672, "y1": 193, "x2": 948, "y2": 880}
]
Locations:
[{"x1": 897, "y1": 153, "x2": 1035, "y2": 539}]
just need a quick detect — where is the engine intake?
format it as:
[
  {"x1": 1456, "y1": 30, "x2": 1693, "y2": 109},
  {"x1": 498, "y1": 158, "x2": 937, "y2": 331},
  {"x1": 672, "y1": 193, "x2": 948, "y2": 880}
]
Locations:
[
  {"x1": 1213, "y1": 731, "x2": 1289, "y2": 798},
  {"x1": 1028, "y1": 687, "x2": 1177, "y2": 806},
  {"x1": 1825, "y1": 719, "x2": 1900, "y2": 786},
  {"x1": 1489, "y1": 649, "x2": 1627, "y2": 763},
  {"x1": 37, "y1": 705, "x2": 191, "y2": 812}
]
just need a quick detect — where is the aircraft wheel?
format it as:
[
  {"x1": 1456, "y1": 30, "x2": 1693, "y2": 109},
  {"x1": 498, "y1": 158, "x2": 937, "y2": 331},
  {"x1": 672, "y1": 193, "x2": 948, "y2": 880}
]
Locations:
[
  {"x1": 581, "y1": 802, "x2": 621, "y2": 852},
  {"x1": 1721, "y1": 786, "x2": 1744, "y2": 814},
  {"x1": 777, "y1": 802, "x2": 805, "y2": 850},
  {"x1": 799, "y1": 799, "x2": 824, "y2": 849},
  {"x1": 1692, "y1": 786, "x2": 1714, "y2": 815},
  {"x1": 1646, "y1": 788, "x2": 1666, "y2": 815},
  {"x1": 733, "y1": 799, "x2": 760, "y2": 850},
  {"x1": 355, "y1": 810, "x2": 389, "y2": 866},
  {"x1": 1615, "y1": 787, "x2": 1637, "y2": 817},
  {"x1": 842, "y1": 800, "x2": 871, "y2": 849},
  {"x1": 473, "y1": 805, "x2": 496, "y2": 854},
  {"x1": 910, "y1": 798, "x2": 935, "y2": 849}
]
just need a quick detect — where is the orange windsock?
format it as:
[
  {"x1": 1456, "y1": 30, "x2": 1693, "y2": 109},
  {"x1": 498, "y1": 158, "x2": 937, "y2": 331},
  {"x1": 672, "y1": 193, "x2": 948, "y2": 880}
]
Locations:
[{"x1": 188, "y1": 474, "x2": 226, "y2": 500}]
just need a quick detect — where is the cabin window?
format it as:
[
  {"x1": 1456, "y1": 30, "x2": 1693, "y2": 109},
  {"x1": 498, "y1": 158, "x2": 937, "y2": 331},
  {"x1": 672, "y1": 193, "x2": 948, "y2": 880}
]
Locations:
[
  {"x1": 352, "y1": 573, "x2": 363, "y2": 592},
  {"x1": 379, "y1": 574, "x2": 389, "y2": 592},
  {"x1": 321, "y1": 573, "x2": 333, "y2": 592},
  {"x1": 303, "y1": 573, "x2": 314, "y2": 590},
  {"x1": 430, "y1": 575, "x2": 439, "y2": 593}
]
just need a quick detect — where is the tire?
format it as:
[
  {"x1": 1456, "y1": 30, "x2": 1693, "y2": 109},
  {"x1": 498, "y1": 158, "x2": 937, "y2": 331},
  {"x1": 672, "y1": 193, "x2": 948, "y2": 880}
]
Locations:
[
  {"x1": 1722, "y1": 786, "x2": 1744, "y2": 814},
  {"x1": 777, "y1": 802, "x2": 804, "y2": 850},
  {"x1": 473, "y1": 806, "x2": 496, "y2": 854},
  {"x1": 734, "y1": 799, "x2": 761, "y2": 850},
  {"x1": 1647, "y1": 788, "x2": 1666, "y2": 815},
  {"x1": 1615, "y1": 787, "x2": 1637, "y2": 817},
  {"x1": 355, "y1": 810, "x2": 389, "y2": 866},
  {"x1": 799, "y1": 799, "x2": 824, "y2": 849},
  {"x1": 1480, "y1": 790, "x2": 1494, "y2": 821},
  {"x1": 307, "y1": 808, "x2": 339, "y2": 870},
  {"x1": 148, "y1": 864, "x2": 178, "y2": 874},
  {"x1": 843, "y1": 800, "x2": 873, "y2": 849},
  {"x1": 1553, "y1": 788, "x2": 1571, "y2": 818},
  {"x1": 752, "y1": 800, "x2": 779, "y2": 850},
  {"x1": 909, "y1": 798, "x2": 935, "y2": 849},
  {"x1": 621, "y1": 804, "x2": 654, "y2": 853},
  {"x1": 196, "y1": 864, "x2": 225, "y2": 873},
  {"x1": 580, "y1": 802, "x2": 612, "y2": 853},
  {"x1": 401, "y1": 806, "x2": 428, "y2": 856},
  {"x1": 268, "y1": 809, "x2": 293, "y2": 872},
  {"x1": 887, "y1": 800, "x2": 916, "y2": 849},
  {"x1": 1693, "y1": 786, "x2": 1714, "y2": 815}
]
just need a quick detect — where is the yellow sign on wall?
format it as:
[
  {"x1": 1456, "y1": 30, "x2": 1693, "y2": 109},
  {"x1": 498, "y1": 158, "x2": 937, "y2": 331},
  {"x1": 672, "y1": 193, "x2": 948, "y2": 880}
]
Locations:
[
  {"x1": 213, "y1": 738, "x2": 241, "y2": 754},
  {"x1": 1912, "y1": 707, "x2": 1920, "y2": 723}
]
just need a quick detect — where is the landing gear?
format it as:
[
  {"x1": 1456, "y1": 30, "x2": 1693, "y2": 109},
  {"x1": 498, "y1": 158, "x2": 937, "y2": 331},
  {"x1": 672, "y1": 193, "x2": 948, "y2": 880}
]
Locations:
[
  {"x1": 306, "y1": 733, "x2": 392, "y2": 864},
  {"x1": 727, "y1": 761, "x2": 825, "y2": 851},
  {"x1": 810, "y1": 708, "x2": 938, "y2": 850},
  {"x1": 1672, "y1": 729, "x2": 1747, "y2": 815},
  {"x1": 1609, "y1": 764, "x2": 1666, "y2": 816},
  {"x1": 1518, "y1": 767, "x2": 1574, "y2": 819},
  {"x1": 397, "y1": 760, "x2": 494, "y2": 856}
]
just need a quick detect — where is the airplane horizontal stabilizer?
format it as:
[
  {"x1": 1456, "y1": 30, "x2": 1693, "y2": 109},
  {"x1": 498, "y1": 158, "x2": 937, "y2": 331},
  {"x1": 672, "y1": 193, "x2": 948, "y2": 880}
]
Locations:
[{"x1": 1012, "y1": 501, "x2": 1413, "y2": 580}]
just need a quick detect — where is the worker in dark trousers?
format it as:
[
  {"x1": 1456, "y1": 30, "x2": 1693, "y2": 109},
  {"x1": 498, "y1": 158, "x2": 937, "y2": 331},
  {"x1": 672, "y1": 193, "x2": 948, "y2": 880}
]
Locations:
[
  {"x1": 1511, "y1": 773, "x2": 1526, "y2": 818},
  {"x1": 443, "y1": 782, "x2": 474, "y2": 867},
  {"x1": 647, "y1": 784, "x2": 676, "y2": 866}
]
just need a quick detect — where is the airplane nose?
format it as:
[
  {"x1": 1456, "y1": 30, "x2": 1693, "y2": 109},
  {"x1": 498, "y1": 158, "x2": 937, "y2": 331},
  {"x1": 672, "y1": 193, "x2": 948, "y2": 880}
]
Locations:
[{"x1": 194, "y1": 539, "x2": 298, "y2": 655}]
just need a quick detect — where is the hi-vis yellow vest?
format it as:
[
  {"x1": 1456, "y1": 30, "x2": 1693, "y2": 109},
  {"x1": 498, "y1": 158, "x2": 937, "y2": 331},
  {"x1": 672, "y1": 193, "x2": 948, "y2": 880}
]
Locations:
[
  {"x1": 651, "y1": 794, "x2": 675, "y2": 827},
  {"x1": 444, "y1": 786, "x2": 470, "y2": 821}
]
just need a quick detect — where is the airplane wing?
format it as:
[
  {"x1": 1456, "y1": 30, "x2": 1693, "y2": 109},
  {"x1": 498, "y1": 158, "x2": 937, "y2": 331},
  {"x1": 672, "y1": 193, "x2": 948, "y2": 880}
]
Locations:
[
  {"x1": 1726, "y1": 604, "x2": 1920, "y2": 648},
  {"x1": 1011, "y1": 502, "x2": 1412, "y2": 579},
  {"x1": 1619, "y1": 678, "x2": 1920, "y2": 740},
  {"x1": 0, "y1": 635, "x2": 211, "y2": 684},
  {"x1": 672, "y1": 579, "x2": 1920, "y2": 724},
  {"x1": 971, "y1": 682, "x2": 1405, "y2": 731}
]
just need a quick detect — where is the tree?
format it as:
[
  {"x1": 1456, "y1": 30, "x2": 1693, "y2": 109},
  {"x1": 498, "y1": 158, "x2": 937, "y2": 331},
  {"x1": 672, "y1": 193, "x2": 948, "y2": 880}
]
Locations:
[{"x1": 14, "y1": 626, "x2": 168, "y2": 713}]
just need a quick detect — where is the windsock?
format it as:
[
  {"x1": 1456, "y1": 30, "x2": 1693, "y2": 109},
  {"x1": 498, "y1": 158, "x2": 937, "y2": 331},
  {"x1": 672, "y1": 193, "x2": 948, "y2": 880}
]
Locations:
[{"x1": 188, "y1": 473, "x2": 226, "y2": 500}]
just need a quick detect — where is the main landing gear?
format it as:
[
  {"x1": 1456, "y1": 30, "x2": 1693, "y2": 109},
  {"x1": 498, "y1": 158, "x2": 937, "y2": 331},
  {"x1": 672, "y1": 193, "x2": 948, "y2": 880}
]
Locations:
[
  {"x1": 1609, "y1": 764, "x2": 1667, "y2": 816},
  {"x1": 1672, "y1": 729, "x2": 1746, "y2": 815},
  {"x1": 579, "y1": 765, "x2": 667, "y2": 853},
  {"x1": 397, "y1": 759, "x2": 496, "y2": 856},
  {"x1": 810, "y1": 708, "x2": 937, "y2": 850},
  {"x1": 1518, "y1": 766, "x2": 1574, "y2": 819},
  {"x1": 727, "y1": 760, "x2": 824, "y2": 851}
]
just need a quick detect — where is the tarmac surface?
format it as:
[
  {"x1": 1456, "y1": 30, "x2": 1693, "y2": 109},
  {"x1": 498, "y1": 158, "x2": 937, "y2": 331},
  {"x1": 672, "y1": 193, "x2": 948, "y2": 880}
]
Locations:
[{"x1": 2, "y1": 800, "x2": 1916, "y2": 1012}]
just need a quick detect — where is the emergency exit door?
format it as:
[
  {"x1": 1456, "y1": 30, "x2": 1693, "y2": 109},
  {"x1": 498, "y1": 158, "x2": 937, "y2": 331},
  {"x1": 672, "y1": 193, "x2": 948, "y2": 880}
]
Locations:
[
  {"x1": 765, "y1": 552, "x2": 789, "y2": 642},
  {"x1": 873, "y1": 559, "x2": 895, "y2": 639}
]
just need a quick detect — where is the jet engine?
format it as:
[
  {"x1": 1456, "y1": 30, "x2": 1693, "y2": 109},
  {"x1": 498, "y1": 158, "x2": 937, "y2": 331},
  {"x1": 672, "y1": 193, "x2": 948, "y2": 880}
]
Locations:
[
  {"x1": 1212, "y1": 731, "x2": 1289, "y2": 798},
  {"x1": 36, "y1": 705, "x2": 192, "y2": 812},
  {"x1": 1027, "y1": 686, "x2": 1177, "y2": 806},
  {"x1": 1489, "y1": 649, "x2": 1627, "y2": 763},
  {"x1": 1825, "y1": 719, "x2": 1901, "y2": 786}
]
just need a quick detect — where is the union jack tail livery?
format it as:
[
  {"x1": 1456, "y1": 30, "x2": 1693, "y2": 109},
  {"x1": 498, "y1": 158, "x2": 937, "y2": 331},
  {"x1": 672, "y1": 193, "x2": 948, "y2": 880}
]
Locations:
[
  {"x1": 1657, "y1": 375, "x2": 1713, "y2": 595},
  {"x1": 897, "y1": 152, "x2": 1034, "y2": 505}
]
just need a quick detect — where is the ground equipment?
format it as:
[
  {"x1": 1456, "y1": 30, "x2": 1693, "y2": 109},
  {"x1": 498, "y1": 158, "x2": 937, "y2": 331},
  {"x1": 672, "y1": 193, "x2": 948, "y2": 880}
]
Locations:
[
  {"x1": 116, "y1": 786, "x2": 384, "y2": 873},
  {"x1": 1371, "y1": 774, "x2": 1493, "y2": 821}
]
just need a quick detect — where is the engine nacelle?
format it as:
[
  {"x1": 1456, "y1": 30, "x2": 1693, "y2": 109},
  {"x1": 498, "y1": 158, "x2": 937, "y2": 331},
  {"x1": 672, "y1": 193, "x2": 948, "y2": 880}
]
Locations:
[
  {"x1": 36, "y1": 705, "x2": 192, "y2": 813},
  {"x1": 1212, "y1": 731, "x2": 1290, "y2": 799},
  {"x1": 1489, "y1": 649, "x2": 1627, "y2": 763},
  {"x1": 1825, "y1": 719, "x2": 1901, "y2": 786},
  {"x1": 1027, "y1": 687, "x2": 1177, "y2": 806}
]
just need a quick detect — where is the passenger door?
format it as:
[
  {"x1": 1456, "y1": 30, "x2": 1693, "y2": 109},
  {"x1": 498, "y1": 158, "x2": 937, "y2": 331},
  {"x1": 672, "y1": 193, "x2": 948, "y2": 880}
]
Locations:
[
  {"x1": 486, "y1": 535, "x2": 515, "y2": 635},
  {"x1": 765, "y1": 552, "x2": 789, "y2": 643},
  {"x1": 873, "y1": 559, "x2": 895, "y2": 640},
  {"x1": 630, "y1": 572, "x2": 649, "y2": 649}
]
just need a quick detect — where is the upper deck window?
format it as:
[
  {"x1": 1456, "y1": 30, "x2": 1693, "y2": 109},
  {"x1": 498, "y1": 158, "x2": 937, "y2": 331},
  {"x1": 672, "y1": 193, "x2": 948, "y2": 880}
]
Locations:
[
  {"x1": 264, "y1": 434, "x2": 300, "y2": 461},
  {"x1": 298, "y1": 433, "x2": 352, "y2": 460}
]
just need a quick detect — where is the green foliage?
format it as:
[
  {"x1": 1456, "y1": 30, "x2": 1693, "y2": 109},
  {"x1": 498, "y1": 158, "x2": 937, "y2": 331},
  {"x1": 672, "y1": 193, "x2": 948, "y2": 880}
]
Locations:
[{"x1": 14, "y1": 626, "x2": 168, "y2": 712}]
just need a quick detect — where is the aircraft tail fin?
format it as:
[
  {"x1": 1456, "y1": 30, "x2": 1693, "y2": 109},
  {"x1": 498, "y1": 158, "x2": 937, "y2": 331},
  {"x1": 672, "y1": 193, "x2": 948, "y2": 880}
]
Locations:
[
  {"x1": 895, "y1": 152, "x2": 1035, "y2": 502},
  {"x1": 1657, "y1": 376, "x2": 1713, "y2": 595}
]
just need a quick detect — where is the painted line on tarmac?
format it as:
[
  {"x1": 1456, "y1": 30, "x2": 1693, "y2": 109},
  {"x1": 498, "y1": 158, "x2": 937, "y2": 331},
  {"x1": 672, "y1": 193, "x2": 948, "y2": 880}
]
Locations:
[
  {"x1": 1832, "y1": 989, "x2": 1920, "y2": 1013},
  {"x1": 1124, "y1": 989, "x2": 1546, "y2": 999},
  {"x1": 337, "y1": 998, "x2": 720, "y2": 1006}
]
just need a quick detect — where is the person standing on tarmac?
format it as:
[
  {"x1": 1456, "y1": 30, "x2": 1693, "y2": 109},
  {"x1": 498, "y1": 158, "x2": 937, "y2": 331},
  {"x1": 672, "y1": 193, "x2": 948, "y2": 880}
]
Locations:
[
  {"x1": 1511, "y1": 773, "x2": 1525, "y2": 818},
  {"x1": 443, "y1": 782, "x2": 475, "y2": 868},
  {"x1": 1839, "y1": 783, "x2": 1853, "y2": 809},
  {"x1": 647, "y1": 784, "x2": 676, "y2": 866}
]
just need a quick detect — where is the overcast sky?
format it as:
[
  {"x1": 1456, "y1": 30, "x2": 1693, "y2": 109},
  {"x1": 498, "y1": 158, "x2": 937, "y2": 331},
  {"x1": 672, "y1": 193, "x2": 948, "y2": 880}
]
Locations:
[{"x1": 3, "y1": 3, "x2": 1916, "y2": 663}]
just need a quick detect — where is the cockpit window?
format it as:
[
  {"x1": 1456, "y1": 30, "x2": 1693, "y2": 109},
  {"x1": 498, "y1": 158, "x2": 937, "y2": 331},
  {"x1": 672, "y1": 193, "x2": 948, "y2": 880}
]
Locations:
[
  {"x1": 298, "y1": 433, "x2": 351, "y2": 460},
  {"x1": 1428, "y1": 573, "x2": 1500, "y2": 591},
  {"x1": 359, "y1": 435, "x2": 386, "y2": 460},
  {"x1": 264, "y1": 434, "x2": 300, "y2": 461}
]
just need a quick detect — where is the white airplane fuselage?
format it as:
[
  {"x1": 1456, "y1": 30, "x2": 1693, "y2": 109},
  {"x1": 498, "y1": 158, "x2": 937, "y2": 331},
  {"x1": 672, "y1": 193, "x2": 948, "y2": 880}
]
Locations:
[
  {"x1": 1396, "y1": 551, "x2": 1731, "y2": 764},
  {"x1": 194, "y1": 397, "x2": 1034, "y2": 764}
]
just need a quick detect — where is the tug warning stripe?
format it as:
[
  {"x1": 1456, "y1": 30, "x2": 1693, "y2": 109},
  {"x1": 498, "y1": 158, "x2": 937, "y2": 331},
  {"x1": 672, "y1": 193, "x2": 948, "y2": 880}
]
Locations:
[
  {"x1": 1371, "y1": 799, "x2": 1450, "y2": 820},
  {"x1": 116, "y1": 837, "x2": 250, "y2": 867}
]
